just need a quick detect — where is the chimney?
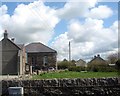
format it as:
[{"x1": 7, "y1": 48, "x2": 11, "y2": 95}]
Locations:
[
  {"x1": 94, "y1": 55, "x2": 96, "y2": 58},
  {"x1": 11, "y1": 38, "x2": 15, "y2": 42},
  {"x1": 4, "y1": 30, "x2": 8, "y2": 38},
  {"x1": 97, "y1": 54, "x2": 100, "y2": 57}
]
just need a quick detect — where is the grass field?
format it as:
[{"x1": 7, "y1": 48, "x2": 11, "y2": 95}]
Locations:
[{"x1": 32, "y1": 71, "x2": 119, "y2": 79}]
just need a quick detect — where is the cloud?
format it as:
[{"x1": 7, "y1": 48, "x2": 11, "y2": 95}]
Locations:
[
  {"x1": 67, "y1": 18, "x2": 104, "y2": 42},
  {"x1": 51, "y1": 32, "x2": 70, "y2": 60},
  {"x1": 0, "y1": 5, "x2": 8, "y2": 15},
  {"x1": 52, "y1": 18, "x2": 118, "y2": 61},
  {"x1": 87, "y1": 5, "x2": 113, "y2": 19},
  {"x1": 0, "y1": 5, "x2": 10, "y2": 38},
  {"x1": 56, "y1": 1, "x2": 113, "y2": 20},
  {"x1": 0, "y1": 1, "x2": 59, "y2": 44},
  {"x1": 0, "y1": 1, "x2": 117, "y2": 61},
  {"x1": 56, "y1": 0, "x2": 97, "y2": 19}
]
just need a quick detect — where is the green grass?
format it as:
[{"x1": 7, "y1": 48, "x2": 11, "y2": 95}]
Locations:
[{"x1": 32, "y1": 71, "x2": 119, "y2": 79}]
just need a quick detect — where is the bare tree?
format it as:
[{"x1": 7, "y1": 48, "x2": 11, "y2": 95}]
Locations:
[{"x1": 107, "y1": 51, "x2": 119, "y2": 64}]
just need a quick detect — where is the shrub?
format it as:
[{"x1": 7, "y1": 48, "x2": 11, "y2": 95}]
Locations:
[
  {"x1": 87, "y1": 64, "x2": 117, "y2": 72},
  {"x1": 105, "y1": 67, "x2": 117, "y2": 72},
  {"x1": 58, "y1": 61, "x2": 70, "y2": 69},
  {"x1": 116, "y1": 59, "x2": 120, "y2": 75},
  {"x1": 68, "y1": 66, "x2": 86, "y2": 72},
  {"x1": 57, "y1": 59, "x2": 76, "y2": 69}
]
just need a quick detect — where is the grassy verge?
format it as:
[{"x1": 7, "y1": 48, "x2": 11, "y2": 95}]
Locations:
[{"x1": 32, "y1": 71, "x2": 118, "y2": 79}]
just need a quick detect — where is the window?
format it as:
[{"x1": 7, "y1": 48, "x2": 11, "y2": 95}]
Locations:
[
  {"x1": 31, "y1": 57, "x2": 37, "y2": 66},
  {"x1": 43, "y1": 56, "x2": 48, "y2": 66}
]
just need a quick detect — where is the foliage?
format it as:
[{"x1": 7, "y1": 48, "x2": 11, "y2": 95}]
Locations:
[
  {"x1": 57, "y1": 59, "x2": 75, "y2": 69},
  {"x1": 57, "y1": 61, "x2": 69, "y2": 69},
  {"x1": 68, "y1": 66, "x2": 86, "y2": 72},
  {"x1": 107, "y1": 53, "x2": 118, "y2": 64},
  {"x1": 116, "y1": 59, "x2": 120, "y2": 69},
  {"x1": 87, "y1": 65, "x2": 117, "y2": 72},
  {"x1": 116, "y1": 59, "x2": 120, "y2": 75},
  {"x1": 87, "y1": 62, "x2": 117, "y2": 72}
]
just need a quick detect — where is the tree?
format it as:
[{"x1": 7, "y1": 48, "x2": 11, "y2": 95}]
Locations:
[
  {"x1": 87, "y1": 60, "x2": 108, "y2": 72},
  {"x1": 116, "y1": 59, "x2": 120, "y2": 68},
  {"x1": 107, "y1": 51, "x2": 120, "y2": 64},
  {"x1": 70, "y1": 59, "x2": 76, "y2": 66},
  {"x1": 63, "y1": 59, "x2": 68, "y2": 62},
  {"x1": 116, "y1": 59, "x2": 120, "y2": 75},
  {"x1": 57, "y1": 59, "x2": 76, "y2": 69}
]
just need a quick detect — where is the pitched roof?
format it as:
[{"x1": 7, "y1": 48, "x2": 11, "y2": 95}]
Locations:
[
  {"x1": 89, "y1": 55, "x2": 106, "y2": 64},
  {"x1": 1, "y1": 38, "x2": 21, "y2": 50},
  {"x1": 76, "y1": 59, "x2": 86, "y2": 67},
  {"x1": 0, "y1": 31, "x2": 23, "y2": 50},
  {"x1": 25, "y1": 42, "x2": 57, "y2": 53},
  {"x1": 77, "y1": 59, "x2": 86, "y2": 63}
]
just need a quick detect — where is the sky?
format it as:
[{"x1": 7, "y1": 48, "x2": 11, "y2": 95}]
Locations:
[{"x1": 0, "y1": 0, "x2": 119, "y2": 61}]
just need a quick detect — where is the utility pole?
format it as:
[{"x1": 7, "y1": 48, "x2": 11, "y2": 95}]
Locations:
[{"x1": 69, "y1": 41, "x2": 71, "y2": 62}]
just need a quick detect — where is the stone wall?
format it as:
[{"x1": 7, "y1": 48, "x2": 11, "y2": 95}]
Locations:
[
  {"x1": 1, "y1": 77, "x2": 120, "y2": 95},
  {"x1": 27, "y1": 52, "x2": 57, "y2": 69}
]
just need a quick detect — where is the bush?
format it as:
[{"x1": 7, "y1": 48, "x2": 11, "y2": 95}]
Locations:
[
  {"x1": 87, "y1": 64, "x2": 117, "y2": 72},
  {"x1": 68, "y1": 66, "x2": 86, "y2": 72},
  {"x1": 57, "y1": 59, "x2": 75, "y2": 69},
  {"x1": 116, "y1": 59, "x2": 120, "y2": 75},
  {"x1": 105, "y1": 67, "x2": 117, "y2": 72},
  {"x1": 58, "y1": 61, "x2": 70, "y2": 69}
]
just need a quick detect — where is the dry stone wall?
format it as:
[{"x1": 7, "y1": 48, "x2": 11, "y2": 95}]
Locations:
[{"x1": 1, "y1": 77, "x2": 120, "y2": 96}]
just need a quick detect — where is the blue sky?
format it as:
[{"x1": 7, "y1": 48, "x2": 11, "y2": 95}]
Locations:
[{"x1": 0, "y1": 0, "x2": 119, "y2": 61}]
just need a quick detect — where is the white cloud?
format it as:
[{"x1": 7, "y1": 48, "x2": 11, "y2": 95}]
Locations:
[
  {"x1": 0, "y1": 5, "x2": 9, "y2": 38},
  {"x1": 67, "y1": 18, "x2": 104, "y2": 42},
  {"x1": 51, "y1": 32, "x2": 70, "y2": 60},
  {"x1": 0, "y1": 1, "x2": 59, "y2": 44},
  {"x1": 56, "y1": 1, "x2": 113, "y2": 20},
  {"x1": 56, "y1": 0, "x2": 97, "y2": 19},
  {"x1": 87, "y1": 5, "x2": 113, "y2": 19},
  {"x1": 52, "y1": 18, "x2": 118, "y2": 61},
  {"x1": 0, "y1": 5, "x2": 8, "y2": 15},
  {"x1": 0, "y1": 1, "x2": 117, "y2": 61}
]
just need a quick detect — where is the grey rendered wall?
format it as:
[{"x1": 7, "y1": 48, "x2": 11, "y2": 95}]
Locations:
[
  {"x1": 2, "y1": 51, "x2": 18, "y2": 75},
  {"x1": 2, "y1": 39, "x2": 19, "y2": 75}
]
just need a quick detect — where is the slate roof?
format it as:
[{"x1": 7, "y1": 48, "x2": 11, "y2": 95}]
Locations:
[
  {"x1": 89, "y1": 55, "x2": 106, "y2": 64},
  {"x1": 25, "y1": 42, "x2": 57, "y2": 53}
]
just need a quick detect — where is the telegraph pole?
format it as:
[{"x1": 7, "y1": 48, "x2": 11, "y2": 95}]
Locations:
[{"x1": 69, "y1": 41, "x2": 71, "y2": 62}]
